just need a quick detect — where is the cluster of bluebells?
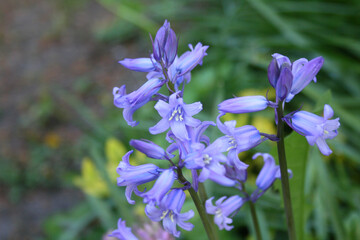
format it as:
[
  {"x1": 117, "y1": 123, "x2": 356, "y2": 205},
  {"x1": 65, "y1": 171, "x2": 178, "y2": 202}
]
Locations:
[
  {"x1": 110, "y1": 20, "x2": 340, "y2": 239},
  {"x1": 219, "y1": 53, "x2": 340, "y2": 155}
]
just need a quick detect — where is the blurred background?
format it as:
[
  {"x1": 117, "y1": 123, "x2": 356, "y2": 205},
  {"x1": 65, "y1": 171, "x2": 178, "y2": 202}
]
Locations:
[{"x1": 0, "y1": 0, "x2": 359, "y2": 239}]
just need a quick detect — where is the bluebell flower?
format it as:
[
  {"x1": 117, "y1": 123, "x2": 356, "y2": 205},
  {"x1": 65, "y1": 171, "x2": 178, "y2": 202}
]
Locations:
[
  {"x1": 284, "y1": 104, "x2": 340, "y2": 155},
  {"x1": 145, "y1": 189, "x2": 194, "y2": 237},
  {"x1": 149, "y1": 92, "x2": 202, "y2": 141},
  {"x1": 142, "y1": 169, "x2": 175, "y2": 205},
  {"x1": 184, "y1": 143, "x2": 236, "y2": 186},
  {"x1": 250, "y1": 153, "x2": 292, "y2": 201},
  {"x1": 218, "y1": 95, "x2": 270, "y2": 114},
  {"x1": 109, "y1": 218, "x2": 138, "y2": 240},
  {"x1": 206, "y1": 195, "x2": 245, "y2": 230},
  {"x1": 152, "y1": 20, "x2": 178, "y2": 67},
  {"x1": 113, "y1": 78, "x2": 165, "y2": 126},
  {"x1": 269, "y1": 53, "x2": 324, "y2": 102},
  {"x1": 166, "y1": 121, "x2": 214, "y2": 156},
  {"x1": 169, "y1": 43, "x2": 208, "y2": 82},
  {"x1": 129, "y1": 139, "x2": 174, "y2": 160},
  {"x1": 214, "y1": 115, "x2": 265, "y2": 169},
  {"x1": 119, "y1": 57, "x2": 158, "y2": 72},
  {"x1": 116, "y1": 151, "x2": 160, "y2": 204}
]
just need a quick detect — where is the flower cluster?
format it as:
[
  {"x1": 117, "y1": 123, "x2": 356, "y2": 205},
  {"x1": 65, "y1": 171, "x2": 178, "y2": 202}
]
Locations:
[
  {"x1": 219, "y1": 53, "x2": 340, "y2": 155},
  {"x1": 110, "y1": 20, "x2": 340, "y2": 239}
]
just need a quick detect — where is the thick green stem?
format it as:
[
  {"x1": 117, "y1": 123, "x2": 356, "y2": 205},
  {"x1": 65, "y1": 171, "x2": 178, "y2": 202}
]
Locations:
[
  {"x1": 198, "y1": 181, "x2": 219, "y2": 240},
  {"x1": 198, "y1": 181, "x2": 208, "y2": 204},
  {"x1": 177, "y1": 169, "x2": 215, "y2": 240},
  {"x1": 188, "y1": 188, "x2": 217, "y2": 240},
  {"x1": 276, "y1": 102, "x2": 296, "y2": 240},
  {"x1": 249, "y1": 201, "x2": 262, "y2": 240}
]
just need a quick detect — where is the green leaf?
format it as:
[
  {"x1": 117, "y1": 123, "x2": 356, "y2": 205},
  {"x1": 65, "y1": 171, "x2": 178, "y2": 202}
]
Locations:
[{"x1": 284, "y1": 132, "x2": 309, "y2": 240}]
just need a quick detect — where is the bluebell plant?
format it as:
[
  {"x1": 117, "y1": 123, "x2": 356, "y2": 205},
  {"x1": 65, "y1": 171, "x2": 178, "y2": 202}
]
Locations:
[{"x1": 110, "y1": 20, "x2": 340, "y2": 240}]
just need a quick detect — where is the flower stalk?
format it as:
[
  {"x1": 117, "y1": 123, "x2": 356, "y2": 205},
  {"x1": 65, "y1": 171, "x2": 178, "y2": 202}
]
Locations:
[
  {"x1": 176, "y1": 168, "x2": 216, "y2": 240},
  {"x1": 249, "y1": 201, "x2": 262, "y2": 240},
  {"x1": 276, "y1": 101, "x2": 296, "y2": 240}
]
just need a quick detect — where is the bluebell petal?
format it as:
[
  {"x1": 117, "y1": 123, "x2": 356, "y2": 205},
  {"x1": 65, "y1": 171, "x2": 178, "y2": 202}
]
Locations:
[
  {"x1": 276, "y1": 66, "x2": 293, "y2": 101},
  {"x1": 323, "y1": 104, "x2": 334, "y2": 120},
  {"x1": 170, "y1": 120, "x2": 189, "y2": 140},
  {"x1": 184, "y1": 116, "x2": 201, "y2": 127},
  {"x1": 176, "y1": 211, "x2": 194, "y2": 231},
  {"x1": 292, "y1": 58, "x2": 308, "y2": 76},
  {"x1": 268, "y1": 58, "x2": 280, "y2": 88},
  {"x1": 145, "y1": 202, "x2": 163, "y2": 221},
  {"x1": 272, "y1": 53, "x2": 291, "y2": 67},
  {"x1": 183, "y1": 101, "x2": 202, "y2": 116},
  {"x1": 154, "y1": 100, "x2": 170, "y2": 118},
  {"x1": 162, "y1": 216, "x2": 180, "y2": 237},
  {"x1": 149, "y1": 118, "x2": 170, "y2": 135},
  {"x1": 315, "y1": 137, "x2": 332, "y2": 155}
]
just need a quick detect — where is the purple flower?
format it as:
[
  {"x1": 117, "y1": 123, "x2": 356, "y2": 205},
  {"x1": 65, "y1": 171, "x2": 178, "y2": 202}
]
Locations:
[
  {"x1": 145, "y1": 189, "x2": 194, "y2": 237},
  {"x1": 269, "y1": 53, "x2": 324, "y2": 102},
  {"x1": 149, "y1": 92, "x2": 202, "y2": 141},
  {"x1": 116, "y1": 151, "x2": 160, "y2": 204},
  {"x1": 113, "y1": 78, "x2": 165, "y2": 126},
  {"x1": 109, "y1": 218, "x2": 138, "y2": 240},
  {"x1": 142, "y1": 169, "x2": 175, "y2": 205},
  {"x1": 206, "y1": 195, "x2": 245, "y2": 230},
  {"x1": 129, "y1": 139, "x2": 174, "y2": 160},
  {"x1": 169, "y1": 43, "x2": 209, "y2": 81},
  {"x1": 214, "y1": 115, "x2": 264, "y2": 169},
  {"x1": 218, "y1": 96, "x2": 269, "y2": 114},
  {"x1": 184, "y1": 143, "x2": 236, "y2": 186},
  {"x1": 152, "y1": 20, "x2": 178, "y2": 67},
  {"x1": 285, "y1": 104, "x2": 340, "y2": 155}
]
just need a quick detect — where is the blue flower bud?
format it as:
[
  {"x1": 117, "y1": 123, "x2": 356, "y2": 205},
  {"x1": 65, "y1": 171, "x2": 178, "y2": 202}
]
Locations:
[{"x1": 218, "y1": 95, "x2": 269, "y2": 114}]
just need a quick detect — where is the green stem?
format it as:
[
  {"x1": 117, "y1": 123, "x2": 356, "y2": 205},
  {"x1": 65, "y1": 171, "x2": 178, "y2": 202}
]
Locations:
[
  {"x1": 249, "y1": 201, "x2": 262, "y2": 240},
  {"x1": 198, "y1": 181, "x2": 219, "y2": 240},
  {"x1": 276, "y1": 102, "x2": 296, "y2": 240},
  {"x1": 188, "y1": 187, "x2": 216, "y2": 240},
  {"x1": 198, "y1": 181, "x2": 208, "y2": 204},
  {"x1": 177, "y1": 169, "x2": 216, "y2": 240}
]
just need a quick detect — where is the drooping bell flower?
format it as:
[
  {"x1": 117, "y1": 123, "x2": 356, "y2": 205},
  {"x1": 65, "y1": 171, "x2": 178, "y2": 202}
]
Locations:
[
  {"x1": 213, "y1": 115, "x2": 265, "y2": 169},
  {"x1": 113, "y1": 78, "x2": 165, "y2": 126},
  {"x1": 284, "y1": 104, "x2": 340, "y2": 155},
  {"x1": 116, "y1": 151, "x2": 160, "y2": 204},
  {"x1": 145, "y1": 189, "x2": 194, "y2": 237},
  {"x1": 206, "y1": 195, "x2": 246, "y2": 231},
  {"x1": 141, "y1": 169, "x2": 175, "y2": 205},
  {"x1": 250, "y1": 153, "x2": 291, "y2": 201}
]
